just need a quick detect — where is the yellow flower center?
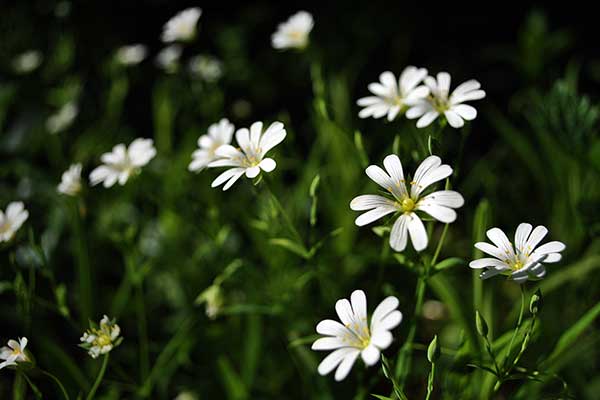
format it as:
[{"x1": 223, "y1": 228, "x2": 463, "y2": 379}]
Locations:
[{"x1": 401, "y1": 198, "x2": 416, "y2": 213}]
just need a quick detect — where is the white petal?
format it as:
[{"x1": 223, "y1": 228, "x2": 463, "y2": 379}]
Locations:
[
  {"x1": 211, "y1": 168, "x2": 244, "y2": 188},
  {"x1": 437, "y1": 72, "x2": 451, "y2": 97},
  {"x1": 417, "y1": 204, "x2": 457, "y2": 223},
  {"x1": 370, "y1": 329, "x2": 393, "y2": 349},
  {"x1": 259, "y1": 122, "x2": 286, "y2": 156},
  {"x1": 371, "y1": 296, "x2": 400, "y2": 331},
  {"x1": 404, "y1": 86, "x2": 430, "y2": 104},
  {"x1": 451, "y1": 90, "x2": 486, "y2": 104},
  {"x1": 318, "y1": 348, "x2": 358, "y2": 377},
  {"x1": 525, "y1": 226, "x2": 548, "y2": 251},
  {"x1": 350, "y1": 195, "x2": 395, "y2": 211},
  {"x1": 316, "y1": 319, "x2": 348, "y2": 337},
  {"x1": 419, "y1": 190, "x2": 464, "y2": 208},
  {"x1": 532, "y1": 241, "x2": 566, "y2": 256},
  {"x1": 444, "y1": 110, "x2": 464, "y2": 128},
  {"x1": 405, "y1": 102, "x2": 431, "y2": 119},
  {"x1": 350, "y1": 290, "x2": 367, "y2": 321},
  {"x1": 452, "y1": 79, "x2": 480, "y2": 96},
  {"x1": 416, "y1": 110, "x2": 439, "y2": 128},
  {"x1": 335, "y1": 299, "x2": 354, "y2": 326},
  {"x1": 383, "y1": 155, "x2": 407, "y2": 197},
  {"x1": 452, "y1": 104, "x2": 477, "y2": 120},
  {"x1": 486, "y1": 228, "x2": 514, "y2": 257},
  {"x1": 411, "y1": 157, "x2": 452, "y2": 198},
  {"x1": 259, "y1": 158, "x2": 276, "y2": 172},
  {"x1": 311, "y1": 337, "x2": 345, "y2": 351},
  {"x1": 480, "y1": 268, "x2": 506, "y2": 280},
  {"x1": 235, "y1": 128, "x2": 252, "y2": 154},
  {"x1": 365, "y1": 165, "x2": 393, "y2": 190},
  {"x1": 514, "y1": 223, "x2": 533, "y2": 252},
  {"x1": 389, "y1": 214, "x2": 409, "y2": 251},
  {"x1": 334, "y1": 349, "x2": 360, "y2": 381},
  {"x1": 375, "y1": 310, "x2": 402, "y2": 332},
  {"x1": 357, "y1": 96, "x2": 382, "y2": 106},
  {"x1": 474, "y1": 242, "x2": 505, "y2": 260},
  {"x1": 544, "y1": 253, "x2": 562, "y2": 263},
  {"x1": 469, "y1": 258, "x2": 507, "y2": 269},
  {"x1": 222, "y1": 170, "x2": 246, "y2": 191},
  {"x1": 354, "y1": 206, "x2": 397, "y2": 226},
  {"x1": 245, "y1": 166, "x2": 260, "y2": 178},
  {"x1": 360, "y1": 344, "x2": 380, "y2": 366},
  {"x1": 407, "y1": 214, "x2": 428, "y2": 251}
]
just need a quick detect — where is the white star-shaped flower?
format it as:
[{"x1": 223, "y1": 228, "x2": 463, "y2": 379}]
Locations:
[
  {"x1": 162, "y1": 7, "x2": 202, "y2": 43},
  {"x1": 115, "y1": 44, "x2": 147, "y2": 66},
  {"x1": 406, "y1": 72, "x2": 485, "y2": 128},
  {"x1": 90, "y1": 138, "x2": 156, "y2": 188},
  {"x1": 80, "y1": 315, "x2": 122, "y2": 359},
  {"x1": 312, "y1": 290, "x2": 402, "y2": 381},
  {"x1": 207, "y1": 121, "x2": 286, "y2": 190},
  {"x1": 469, "y1": 224, "x2": 566, "y2": 283},
  {"x1": 351, "y1": 155, "x2": 464, "y2": 252},
  {"x1": 189, "y1": 118, "x2": 235, "y2": 172},
  {"x1": 0, "y1": 202, "x2": 29, "y2": 243},
  {"x1": 0, "y1": 337, "x2": 29, "y2": 370},
  {"x1": 58, "y1": 163, "x2": 83, "y2": 196},
  {"x1": 271, "y1": 11, "x2": 314, "y2": 50},
  {"x1": 357, "y1": 67, "x2": 429, "y2": 121}
]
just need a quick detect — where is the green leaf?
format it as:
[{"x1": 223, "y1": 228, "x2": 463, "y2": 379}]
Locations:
[
  {"x1": 217, "y1": 356, "x2": 247, "y2": 400},
  {"x1": 268, "y1": 238, "x2": 309, "y2": 259},
  {"x1": 371, "y1": 395, "x2": 394, "y2": 400},
  {"x1": 433, "y1": 257, "x2": 464, "y2": 273}
]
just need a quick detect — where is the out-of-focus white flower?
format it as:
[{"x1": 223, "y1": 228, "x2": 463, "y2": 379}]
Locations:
[
  {"x1": 80, "y1": 315, "x2": 122, "y2": 359},
  {"x1": 162, "y1": 7, "x2": 202, "y2": 43},
  {"x1": 0, "y1": 337, "x2": 29, "y2": 370},
  {"x1": 350, "y1": 155, "x2": 463, "y2": 252},
  {"x1": 196, "y1": 285, "x2": 224, "y2": 319},
  {"x1": 156, "y1": 45, "x2": 182, "y2": 73},
  {"x1": 174, "y1": 391, "x2": 198, "y2": 400},
  {"x1": 357, "y1": 67, "x2": 429, "y2": 121},
  {"x1": 189, "y1": 118, "x2": 234, "y2": 172},
  {"x1": 46, "y1": 101, "x2": 78, "y2": 134},
  {"x1": 271, "y1": 11, "x2": 314, "y2": 50},
  {"x1": 12, "y1": 50, "x2": 42, "y2": 74},
  {"x1": 58, "y1": 163, "x2": 82, "y2": 196},
  {"x1": 469, "y1": 224, "x2": 566, "y2": 283},
  {"x1": 116, "y1": 44, "x2": 147, "y2": 66},
  {"x1": 0, "y1": 202, "x2": 29, "y2": 243},
  {"x1": 312, "y1": 290, "x2": 402, "y2": 381},
  {"x1": 406, "y1": 72, "x2": 486, "y2": 128},
  {"x1": 207, "y1": 121, "x2": 286, "y2": 190},
  {"x1": 188, "y1": 55, "x2": 223, "y2": 82},
  {"x1": 90, "y1": 138, "x2": 156, "y2": 188}
]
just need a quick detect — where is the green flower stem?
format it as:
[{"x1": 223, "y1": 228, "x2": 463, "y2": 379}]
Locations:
[
  {"x1": 503, "y1": 285, "x2": 526, "y2": 370},
  {"x1": 22, "y1": 373, "x2": 42, "y2": 399},
  {"x1": 483, "y1": 335, "x2": 501, "y2": 376},
  {"x1": 425, "y1": 362, "x2": 436, "y2": 400},
  {"x1": 509, "y1": 314, "x2": 537, "y2": 372},
  {"x1": 71, "y1": 200, "x2": 93, "y2": 324},
  {"x1": 40, "y1": 369, "x2": 70, "y2": 400},
  {"x1": 430, "y1": 223, "x2": 450, "y2": 267},
  {"x1": 135, "y1": 283, "x2": 150, "y2": 382},
  {"x1": 86, "y1": 354, "x2": 109, "y2": 400}
]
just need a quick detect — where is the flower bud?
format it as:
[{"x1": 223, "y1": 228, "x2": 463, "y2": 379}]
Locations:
[{"x1": 475, "y1": 310, "x2": 488, "y2": 338}]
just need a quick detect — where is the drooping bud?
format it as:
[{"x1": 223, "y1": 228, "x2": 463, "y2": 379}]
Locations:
[
  {"x1": 529, "y1": 289, "x2": 543, "y2": 315},
  {"x1": 475, "y1": 310, "x2": 489, "y2": 338},
  {"x1": 427, "y1": 335, "x2": 441, "y2": 363}
]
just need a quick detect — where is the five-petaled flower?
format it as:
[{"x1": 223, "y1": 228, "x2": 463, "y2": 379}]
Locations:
[
  {"x1": 207, "y1": 121, "x2": 286, "y2": 190},
  {"x1": 406, "y1": 72, "x2": 485, "y2": 128},
  {"x1": 312, "y1": 289, "x2": 402, "y2": 381},
  {"x1": 0, "y1": 202, "x2": 29, "y2": 243},
  {"x1": 351, "y1": 155, "x2": 464, "y2": 252},
  {"x1": 58, "y1": 163, "x2": 83, "y2": 196},
  {"x1": 357, "y1": 67, "x2": 429, "y2": 121},
  {"x1": 469, "y1": 223, "x2": 566, "y2": 283},
  {"x1": 0, "y1": 337, "x2": 29, "y2": 370},
  {"x1": 80, "y1": 315, "x2": 123, "y2": 359},
  {"x1": 271, "y1": 11, "x2": 314, "y2": 50},
  {"x1": 189, "y1": 118, "x2": 234, "y2": 172},
  {"x1": 162, "y1": 7, "x2": 202, "y2": 43},
  {"x1": 90, "y1": 138, "x2": 156, "y2": 188}
]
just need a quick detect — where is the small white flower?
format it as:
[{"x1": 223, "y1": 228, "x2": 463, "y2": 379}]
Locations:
[
  {"x1": 162, "y1": 7, "x2": 202, "y2": 43},
  {"x1": 174, "y1": 391, "x2": 198, "y2": 400},
  {"x1": 189, "y1": 118, "x2": 234, "y2": 172},
  {"x1": 196, "y1": 285, "x2": 224, "y2": 319},
  {"x1": 80, "y1": 315, "x2": 122, "y2": 359},
  {"x1": 46, "y1": 101, "x2": 78, "y2": 134},
  {"x1": 357, "y1": 67, "x2": 429, "y2": 121},
  {"x1": 58, "y1": 163, "x2": 83, "y2": 196},
  {"x1": 469, "y1": 224, "x2": 566, "y2": 283},
  {"x1": 156, "y1": 45, "x2": 182, "y2": 73},
  {"x1": 0, "y1": 337, "x2": 29, "y2": 370},
  {"x1": 350, "y1": 155, "x2": 464, "y2": 252},
  {"x1": 406, "y1": 72, "x2": 485, "y2": 128},
  {"x1": 0, "y1": 202, "x2": 29, "y2": 243},
  {"x1": 312, "y1": 290, "x2": 402, "y2": 381},
  {"x1": 116, "y1": 44, "x2": 147, "y2": 65},
  {"x1": 188, "y1": 55, "x2": 223, "y2": 82},
  {"x1": 207, "y1": 121, "x2": 286, "y2": 190},
  {"x1": 271, "y1": 11, "x2": 314, "y2": 50},
  {"x1": 90, "y1": 138, "x2": 156, "y2": 188},
  {"x1": 13, "y1": 50, "x2": 42, "y2": 74}
]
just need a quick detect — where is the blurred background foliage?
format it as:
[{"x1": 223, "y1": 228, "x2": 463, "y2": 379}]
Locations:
[{"x1": 1, "y1": 1, "x2": 599, "y2": 399}]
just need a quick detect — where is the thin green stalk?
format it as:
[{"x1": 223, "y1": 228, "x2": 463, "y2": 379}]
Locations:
[
  {"x1": 22, "y1": 373, "x2": 42, "y2": 399},
  {"x1": 509, "y1": 316, "x2": 536, "y2": 372},
  {"x1": 135, "y1": 283, "x2": 150, "y2": 382},
  {"x1": 503, "y1": 285, "x2": 526, "y2": 370},
  {"x1": 40, "y1": 369, "x2": 70, "y2": 400},
  {"x1": 86, "y1": 354, "x2": 109, "y2": 400},
  {"x1": 262, "y1": 178, "x2": 306, "y2": 250},
  {"x1": 71, "y1": 200, "x2": 93, "y2": 324},
  {"x1": 430, "y1": 223, "x2": 450, "y2": 267},
  {"x1": 483, "y1": 336, "x2": 501, "y2": 376},
  {"x1": 425, "y1": 363, "x2": 436, "y2": 400}
]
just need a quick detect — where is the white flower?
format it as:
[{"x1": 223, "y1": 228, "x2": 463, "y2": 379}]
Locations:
[
  {"x1": 271, "y1": 11, "x2": 314, "y2": 50},
  {"x1": 174, "y1": 392, "x2": 198, "y2": 400},
  {"x1": 162, "y1": 7, "x2": 202, "y2": 43},
  {"x1": 0, "y1": 202, "x2": 29, "y2": 243},
  {"x1": 90, "y1": 138, "x2": 156, "y2": 188},
  {"x1": 188, "y1": 55, "x2": 223, "y2": 82},
  {"x1": 58, "y1": 163, "x2": 83, "y2": 196},
  {"x1": 0, "y1": 337, "x2": 29, "y2": 370},
  {"x1": 350, "y1": 155, "x2": 464, "y2": 252},
  {"x1": 156, "y1": 45, "x2": 182, "y2": 73},
  {"x1": 189, "y1": 118, "x2": 234, "y2": 172},
  {"x1": 207, "y1": 121, "x2": 286, "y2": 190},
  {"x1": 357, "y1": 67, "x2": 429, "y2": 121},
  {"x1": 311, "y1": 290, "x2": 402, "y2": 381},
  {"x1": 80, "y1": 315, "x2": 122, "y2": 359},
  {"x1": 13, "y1": 50, "x2": 42, "y2": 74},
  {"x1": 406, "y1": 72, "x2": 485, "y2": 128},
  {"x1": 116, "y1": 44, "x2": 147, "y2": 65},
  {"x1": 469, "y1": 224, "x2": 566, "y2": 283},
  {"x1": 46, "y1": 101, "x2": 78, "y2": 134}
]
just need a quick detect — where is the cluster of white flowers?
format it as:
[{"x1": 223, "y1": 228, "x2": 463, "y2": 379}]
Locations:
[
  {"x1": 80, "y1": 315, "x2": 122, "y2": 359},
  {"x1": 0, "y1": 202, "x2": 29, "y2": 243},
  {"x1": 0, "y1": 337, "x2": 29, "y2": 370}
]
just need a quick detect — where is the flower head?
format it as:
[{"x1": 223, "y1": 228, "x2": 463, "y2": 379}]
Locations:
[
  {"x1": 46, "y1": 101, "x2": 78, "y2": 134},
  {"x1": 188, "y1": 55, "x2": 223, "y2": 82},
  {"x1": 189, "y1": 118, "x2": 234, "y2": 172},
  {"x1": 58, "y1": 163, "x2": 83, "y2": 196},
  {"x1": 312, "y1": 290, "x2": 402, "y2": 381},
  {"x1": 351, "y1": 155, "x2": 464, "y2": 252},
  {"x1": 13, "y1": 50, "x2": 42, "y2": 74},
  {"x1": 116, "y1": 44, "x2": 147, "y2": 66},
  {"x1": 271, "y1": 11, "x2": 314, "y2": 50},
  {"x1": 406, "y1": 72, "x2": 485, "y2": 128},
  {"x1": 0, "y1": 337, "x2": 29, "y2": 370},
  {"x1": 156, "y1": 45, "x2": 182, "y2": 73},
  {"x1": 0, "y1": 202, "x2": 29, "y2": 243},
  {"x1": 162, "y1": 7, "x2": 202, "y2": 43},
  {"x1": 207, "y1": 121, "x2": 286, "y2": 190},
  {"x1": 80, "y1": 315, "x2": 122, "y2": 359},
  {"x1": 470, "y1": 224, "x2": 566, "y2": 283},
  {"x1": 90, "y1": 138, "x2": 156, "y2": 188},
  {"x1": 357, "y1": 67, "x2": 429, "y2": 121}
]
